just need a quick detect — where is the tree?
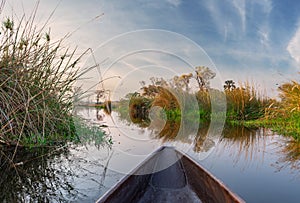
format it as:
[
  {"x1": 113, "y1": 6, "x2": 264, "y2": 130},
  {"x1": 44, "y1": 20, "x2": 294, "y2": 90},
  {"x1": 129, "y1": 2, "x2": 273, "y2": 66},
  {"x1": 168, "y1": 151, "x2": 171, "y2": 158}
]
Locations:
[
  {"x1": 224, "y1": 80, "x2": 236, "y2": 91},
  {"x1": 95, "y1": 89, "x2": 105, "y2": 104},
  {"x1": 149, "y1": 77, "x2": 168, "y2": 86},
  {"x1": 194, "y1": 66, "x2": 216, "y2": 90},
  {"x1": 179, "y1": 73, "x2": 193, "y2": 92},
  {"x1": 141, "y1": 85, "x2": 159, "y2": 98},
  {"x1": 172, "y1": 75, "x2": 183, "y2": 90},
  {"x1": 171, "y1": 73, "x2": 193, "y2": 92}
]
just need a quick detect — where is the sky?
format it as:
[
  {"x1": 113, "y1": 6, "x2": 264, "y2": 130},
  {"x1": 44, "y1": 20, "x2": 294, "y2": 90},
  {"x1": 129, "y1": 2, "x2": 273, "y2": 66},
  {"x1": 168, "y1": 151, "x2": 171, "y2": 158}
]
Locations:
[{"x1": 2, "y1": 0, "x2": 300, "y2": 98}]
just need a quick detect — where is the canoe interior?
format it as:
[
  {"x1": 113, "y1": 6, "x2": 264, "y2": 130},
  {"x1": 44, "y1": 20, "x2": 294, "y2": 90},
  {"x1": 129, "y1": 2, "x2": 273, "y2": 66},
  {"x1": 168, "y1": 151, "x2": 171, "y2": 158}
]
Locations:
[{"x1": 97, "y1": 146, "x2": 244, "y2": 203}]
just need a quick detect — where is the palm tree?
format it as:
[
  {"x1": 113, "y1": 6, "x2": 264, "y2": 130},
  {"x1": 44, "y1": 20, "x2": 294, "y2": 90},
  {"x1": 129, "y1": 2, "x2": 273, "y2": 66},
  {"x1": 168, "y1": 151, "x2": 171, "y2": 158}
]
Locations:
[{"x1": 224, "y1": 80, "x2": 236, "y2": 91}]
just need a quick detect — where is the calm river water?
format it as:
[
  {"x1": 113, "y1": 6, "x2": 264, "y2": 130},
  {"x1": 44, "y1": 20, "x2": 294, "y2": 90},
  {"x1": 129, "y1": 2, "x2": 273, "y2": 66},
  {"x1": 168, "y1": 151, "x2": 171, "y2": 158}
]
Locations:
[{"x1": 1, "y1": 107, "x2": 300, "y2": 203}]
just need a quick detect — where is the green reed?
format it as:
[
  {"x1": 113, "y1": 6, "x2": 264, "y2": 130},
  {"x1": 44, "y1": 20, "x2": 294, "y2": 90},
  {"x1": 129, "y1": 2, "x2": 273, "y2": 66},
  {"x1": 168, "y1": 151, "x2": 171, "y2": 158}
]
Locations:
[{"x1": 0, "y1": 10, "x2": 87, "y2": 146}]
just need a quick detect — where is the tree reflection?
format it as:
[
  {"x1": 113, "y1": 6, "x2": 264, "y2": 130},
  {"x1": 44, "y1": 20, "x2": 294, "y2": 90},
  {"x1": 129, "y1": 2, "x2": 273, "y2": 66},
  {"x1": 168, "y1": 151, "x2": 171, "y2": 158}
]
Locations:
[
  {"x1": 193, "y1": 123, "x2": 214, "y2": 152},
  {"x1": 116, "y1": 106, "x2": 216, "y2": 153},
  {"x1": 151, "y1": 120, "x2": 180, "y2": 142},
  {"x1": 113, "y1": 106, "x2": 300, "y2": 175}
]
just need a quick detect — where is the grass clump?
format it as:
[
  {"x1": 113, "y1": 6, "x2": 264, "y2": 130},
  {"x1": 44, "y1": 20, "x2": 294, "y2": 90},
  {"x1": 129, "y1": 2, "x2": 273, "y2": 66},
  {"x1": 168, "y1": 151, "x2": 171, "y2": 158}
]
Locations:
[
  {"x1": 261, "y1": 80, "x2": 300, "y2": 140},
  {"x1": 225, "y1": 81, "x2": 269, "y2": 121},
  {"x1": 0, "y1": 13, "x2": 85, "y2": 146}
]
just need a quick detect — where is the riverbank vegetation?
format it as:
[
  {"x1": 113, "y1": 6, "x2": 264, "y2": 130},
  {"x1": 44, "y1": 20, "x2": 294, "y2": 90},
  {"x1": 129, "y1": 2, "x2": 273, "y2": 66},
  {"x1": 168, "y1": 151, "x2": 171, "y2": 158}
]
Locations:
[
  {"x1": 115, "y1": 67, "x2": 300, "y2": 140},
  {"x1": 0, "y1": 16, "x2": 76, "y2": 147},
  {"x1": 244, "y1": 80, "x2": 300, "y2": 140},
  {"x1": 0, "y1": 10, "x2": 105, "y2": 148}
]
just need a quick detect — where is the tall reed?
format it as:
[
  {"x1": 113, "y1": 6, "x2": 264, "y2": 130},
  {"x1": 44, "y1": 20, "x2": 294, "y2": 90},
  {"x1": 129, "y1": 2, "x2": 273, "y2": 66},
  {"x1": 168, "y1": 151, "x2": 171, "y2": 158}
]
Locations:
[
  {"x1": 225, "y1": 82, "x2": 268, "y2": 120},
  {"x1": 0, "y1": 10, "x2": 85, "y2": 146},
  {"x1": 264, "y1": 80, "x2": 300, "y2": 139}
]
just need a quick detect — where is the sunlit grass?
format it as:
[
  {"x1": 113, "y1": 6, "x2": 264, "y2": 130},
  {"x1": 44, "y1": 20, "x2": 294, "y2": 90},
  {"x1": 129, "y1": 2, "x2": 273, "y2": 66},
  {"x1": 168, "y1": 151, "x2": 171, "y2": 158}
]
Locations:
[
  {"x1": 240, "y1": 79, "x2": 300, "y2": 140},
  {"x1": 260, "y1": 80, "x2": 300, "y2": 140},
  {"x1": 225, "y1": 82, "x2": 269, "y2": 121}
]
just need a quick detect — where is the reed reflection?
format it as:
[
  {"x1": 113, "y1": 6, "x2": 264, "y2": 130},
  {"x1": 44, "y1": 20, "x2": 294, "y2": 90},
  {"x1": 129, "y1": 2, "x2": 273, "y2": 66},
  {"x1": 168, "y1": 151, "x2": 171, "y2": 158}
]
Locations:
[
  {"x1": 0, "y1": 141, "x2": 114, "y2": 202},
  {"x1": 113, "y1": 106, "x2": 300, "y2": 174},
  {"x1": 217, "y1": 125, "x2": 300, "y2": 175},
  {"x1": 274, "y1": 139, "x2": 300, "y2": 174},
  {"x1": 0, "y1": 147, "x2": 75, "y2": 202},
  {"x1": 115, "y1": 105, "x2": 215, "y2": 153},
  {"x1": 216, "y1": 125, "x2": 268, "y2": 167},
  {"x1": 0, "y1": 112, "x2": 112, "y2": 202}
]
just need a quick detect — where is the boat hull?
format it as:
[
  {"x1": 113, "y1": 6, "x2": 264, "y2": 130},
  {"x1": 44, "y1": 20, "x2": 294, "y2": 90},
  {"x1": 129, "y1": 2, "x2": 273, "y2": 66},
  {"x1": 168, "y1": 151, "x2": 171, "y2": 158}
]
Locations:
[{"x1": 97, "y1": 146, "x2": 244, "y2": 203}]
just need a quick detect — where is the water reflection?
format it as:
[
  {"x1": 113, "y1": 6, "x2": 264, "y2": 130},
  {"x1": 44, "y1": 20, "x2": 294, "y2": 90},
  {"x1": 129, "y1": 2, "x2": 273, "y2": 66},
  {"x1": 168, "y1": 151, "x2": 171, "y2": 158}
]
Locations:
[
  {"x1": 0, "y1": 147, "x2": 72, "y2": 202},
  {"x1": 1, "y1": 108, "x2": 300, "y2": 202},
  {"x1": 194, "y1": 123, "x2": 213, "y2": 152},
  {"x1": 115, "y1": 106, "x2": 214, "y2": 153},
  {"x1": 0, "y1": 143, "x2": 123, "y2": 202},
  {"x1": 274, "y1": 140, "x2": 300, "y2": 174},
  {"x1": 114, "y1": 106, "x2": 300, "y2": 176},
  {"x1": 218, "y1": 125, "x2": 300, "y2": 175},
  {"x1": 96, "y1": 109, "x2": 104, "y2": 121},
  {"x1": 0, "y1": 110, "x2": 117, "y2": 202}
]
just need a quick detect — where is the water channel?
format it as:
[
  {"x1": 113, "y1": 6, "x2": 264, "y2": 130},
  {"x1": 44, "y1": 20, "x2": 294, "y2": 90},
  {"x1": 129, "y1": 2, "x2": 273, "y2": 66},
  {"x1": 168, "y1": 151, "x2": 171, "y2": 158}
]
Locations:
[{"x1": 1, "y1": 107, "x2": 300, "y2": 203}]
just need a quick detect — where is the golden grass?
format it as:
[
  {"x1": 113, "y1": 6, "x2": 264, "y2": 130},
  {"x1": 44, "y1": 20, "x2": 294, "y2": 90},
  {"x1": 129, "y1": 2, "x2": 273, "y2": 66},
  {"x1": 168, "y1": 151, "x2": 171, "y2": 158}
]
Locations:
[{"x1": 225, "y1": 82, "x2": 269, "y2": 120}]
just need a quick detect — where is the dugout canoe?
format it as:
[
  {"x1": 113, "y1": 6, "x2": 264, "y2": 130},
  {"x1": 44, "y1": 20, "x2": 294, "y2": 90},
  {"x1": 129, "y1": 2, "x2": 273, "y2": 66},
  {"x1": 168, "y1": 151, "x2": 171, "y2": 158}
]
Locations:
[{"x1": 97, "y1": 146, "x2": 245, "y2": 203}]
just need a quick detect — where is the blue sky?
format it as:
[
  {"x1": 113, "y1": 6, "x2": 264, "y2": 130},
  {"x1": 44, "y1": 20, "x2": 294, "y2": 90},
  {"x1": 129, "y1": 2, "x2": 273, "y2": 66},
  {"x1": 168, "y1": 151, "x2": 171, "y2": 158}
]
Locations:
[{"x1": 3, "y1": 0, "x2": 300, "y2": 97}]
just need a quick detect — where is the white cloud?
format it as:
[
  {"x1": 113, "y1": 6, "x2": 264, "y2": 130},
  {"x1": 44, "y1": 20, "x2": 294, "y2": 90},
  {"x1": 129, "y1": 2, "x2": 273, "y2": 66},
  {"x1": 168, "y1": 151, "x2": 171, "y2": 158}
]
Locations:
[
  {"x1": 232, "y1": 0, "x2": 246, "y2": 32},
  {"x1": 204, "y1": 0, "x2": 225, "y2": 36},
  {"x1": 287, "y1": 27, "x2": 300, "y2": 67},
  {"x1": 258, "y1": 28, "x2": 270, "y2": 48},
  {"x1": 204, "y1": 0, "x2": 248, "y2": 40},
  {"x1": 166, "y1": 0, "x2": 182, "y2": 7},
  {"x1": 138, "y1": 0, "x2": 182, "y2": 8},
  {"x1": 252, "y1": 0, "x2": 272, "y2": 14}
]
